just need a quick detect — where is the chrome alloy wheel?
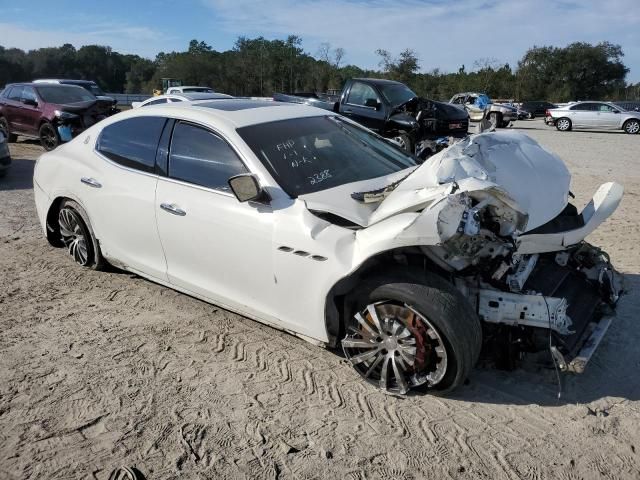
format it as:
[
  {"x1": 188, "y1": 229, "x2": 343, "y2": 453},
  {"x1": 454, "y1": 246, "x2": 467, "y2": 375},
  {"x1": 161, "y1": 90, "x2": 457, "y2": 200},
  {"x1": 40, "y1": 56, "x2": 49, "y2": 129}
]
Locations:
[
  {"x1": 58, "y1": 207, "x2": 89, "y2": 266},
  {"x1": 625, "y1": 120, "x2": 639, "y2": 134},
  {"x1": 342, "y1": 302, "x2": 448, "y2": 395},
  {"x1": 557, "y1": 118, "x2": 571, "y2": 131}
]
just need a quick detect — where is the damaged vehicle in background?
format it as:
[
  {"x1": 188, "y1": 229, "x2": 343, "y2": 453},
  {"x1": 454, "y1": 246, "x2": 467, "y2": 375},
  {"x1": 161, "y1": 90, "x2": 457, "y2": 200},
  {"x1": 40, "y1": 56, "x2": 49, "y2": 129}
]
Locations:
[
  {"x1": 275, "y1": 78, "x2": 470, "y2": 159},
  {"x1": 0, "y1": 83, "x2": 113, "y2": 151},
  {"x1": 33, "y1": 100, "x2": 624, "y2": 395},
  {"x1": 34, "y1": 79, "x2": 119, "y2": 116},
  {"x1": 450, "y1": 92, "x2": 517, "y2": 128}
]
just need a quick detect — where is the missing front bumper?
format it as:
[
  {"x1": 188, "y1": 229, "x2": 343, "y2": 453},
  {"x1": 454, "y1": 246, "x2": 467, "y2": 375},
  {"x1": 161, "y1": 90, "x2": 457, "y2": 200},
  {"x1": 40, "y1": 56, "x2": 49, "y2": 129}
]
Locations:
[{"x1": 551, "y1": 315, "x2": 614, "y2": 373}]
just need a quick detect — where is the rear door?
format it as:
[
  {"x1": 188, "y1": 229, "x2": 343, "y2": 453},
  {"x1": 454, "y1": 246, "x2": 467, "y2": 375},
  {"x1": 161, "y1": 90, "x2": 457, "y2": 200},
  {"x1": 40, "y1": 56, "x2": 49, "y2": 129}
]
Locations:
[
  {"x1": 3, "y1": 87, "x2": 24, "y2": 132},
  {"x1": 568, "y1": 103, "x2": 596, "y2": 127},
  {"x1": 341, "y1": 81, "x2": 386, "y2": 131},
  {"x1": 84, "y1": 116, "x2": 169, "y2": 279}
]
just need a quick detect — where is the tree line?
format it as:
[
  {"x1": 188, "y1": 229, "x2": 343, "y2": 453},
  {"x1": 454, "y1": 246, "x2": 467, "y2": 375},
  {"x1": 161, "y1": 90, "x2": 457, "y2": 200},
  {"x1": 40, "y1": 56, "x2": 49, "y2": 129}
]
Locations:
[{"x1": 1, "y1": 38, "x2": 638, "y2": 102}]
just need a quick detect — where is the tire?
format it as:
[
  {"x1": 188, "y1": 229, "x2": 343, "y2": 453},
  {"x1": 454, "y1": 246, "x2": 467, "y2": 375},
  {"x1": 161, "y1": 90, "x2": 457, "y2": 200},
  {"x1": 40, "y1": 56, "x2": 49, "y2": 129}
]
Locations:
[
  {"x1": 500, "y1": 120, "x2": 511, "y2": 128},
  {"x1": 623, "y1": 119, "x2": 639, "y2": 134},
  {"x1": 0, "y1": 117, "x2": 17, "y2": 142},
  {"x1": 58, "y1": 199, "x2": 105, "y2": 270},
  {"x1": 489, "y1": 112, "x2": 501, "y2": 129},
  {"x1": 342, "y1": 269, "x2": 482, "y2": 395},
  {"x1": 527, "y1": 112, "x2": 535, "y2": 119},
  {"x1": 391, "y1": 131, "x2": 413, "y2": 153},
  {"x1": 39, "y1": 122, "x2": 60, "y2": 151},
  {"x1": 555, "y1": 117, "x2": 572, "y2": 132}
]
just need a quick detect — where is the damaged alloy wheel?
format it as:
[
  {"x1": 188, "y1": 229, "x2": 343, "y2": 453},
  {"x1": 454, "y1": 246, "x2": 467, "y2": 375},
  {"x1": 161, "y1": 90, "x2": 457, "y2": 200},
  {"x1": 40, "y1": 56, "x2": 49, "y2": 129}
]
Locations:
[
  {"x1": 342, "y1": 271, "x2": 482, "y2": 395},
  {"x1": 58, "y1": 199, "x2": 105, "y2": 269}
]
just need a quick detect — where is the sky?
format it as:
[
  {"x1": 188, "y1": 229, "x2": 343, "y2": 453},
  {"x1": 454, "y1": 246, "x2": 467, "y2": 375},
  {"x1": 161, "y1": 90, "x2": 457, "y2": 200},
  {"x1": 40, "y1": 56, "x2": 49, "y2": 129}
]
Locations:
[{"x1": 0, "y1": 0, "x2": 639, "y2": 82}]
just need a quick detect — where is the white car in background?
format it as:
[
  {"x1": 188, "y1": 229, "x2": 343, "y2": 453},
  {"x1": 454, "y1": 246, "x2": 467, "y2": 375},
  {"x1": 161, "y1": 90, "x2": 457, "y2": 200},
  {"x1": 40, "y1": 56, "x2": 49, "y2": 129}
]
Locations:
[
  {"x1": 166, "y1": 86, "x2": 216, "y2": 94},
  {"x1": 33, "y1": 99, "x2": 623, "y2": 395},
  {"x1": 547, "y1": 101, "x2": 640, "y2": 134},
  {"x1": 131, "y1": 92, "x2": 232, "y2": 108}
]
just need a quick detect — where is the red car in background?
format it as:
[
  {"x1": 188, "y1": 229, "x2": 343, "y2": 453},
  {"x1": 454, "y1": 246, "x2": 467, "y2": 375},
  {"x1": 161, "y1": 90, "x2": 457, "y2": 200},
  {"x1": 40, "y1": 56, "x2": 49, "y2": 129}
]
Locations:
[{"x1": 0, "y1": 83, "x2": 113, "y2": 151}]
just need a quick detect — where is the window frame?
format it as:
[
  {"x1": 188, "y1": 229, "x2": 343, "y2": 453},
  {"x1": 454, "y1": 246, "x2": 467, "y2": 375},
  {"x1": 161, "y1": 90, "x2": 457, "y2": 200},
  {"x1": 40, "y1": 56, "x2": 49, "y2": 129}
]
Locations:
[
  {"x1": 345, "y1": 81, "x2": 382, "y2": 109},
  {"x1": 94, "y1": 116, "x2": 169, "y2": 177},
  {"x1": 162, "y1": 120, "x2": 252, "y2": 196}
]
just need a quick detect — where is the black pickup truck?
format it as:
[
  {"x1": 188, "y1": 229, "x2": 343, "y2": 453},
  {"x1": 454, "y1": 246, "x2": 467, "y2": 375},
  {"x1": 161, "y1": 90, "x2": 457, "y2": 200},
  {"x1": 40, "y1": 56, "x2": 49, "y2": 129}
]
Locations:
[{"x1": 274, "y1": 78, "x2": 469, "y2": 158}]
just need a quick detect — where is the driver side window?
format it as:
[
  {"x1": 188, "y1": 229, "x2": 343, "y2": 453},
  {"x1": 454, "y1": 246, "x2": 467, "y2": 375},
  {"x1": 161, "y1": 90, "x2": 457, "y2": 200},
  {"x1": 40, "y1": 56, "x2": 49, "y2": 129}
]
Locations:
[
  {"x1": 169, "y1": 122, "x2": 247, "y2": 192},
  {"x1": 347, "y1": 82, "x2": 379, "y2": 107}
]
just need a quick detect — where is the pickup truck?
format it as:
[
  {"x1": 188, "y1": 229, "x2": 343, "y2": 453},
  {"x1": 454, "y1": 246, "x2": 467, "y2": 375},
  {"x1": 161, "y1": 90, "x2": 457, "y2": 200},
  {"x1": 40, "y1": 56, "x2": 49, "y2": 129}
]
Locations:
[
  {"x1": 449, "y1": 92, "x2": 517, "y2": 128},
  {"x1": 274, "y1": 78, "x2": 469, "y2": 158}
]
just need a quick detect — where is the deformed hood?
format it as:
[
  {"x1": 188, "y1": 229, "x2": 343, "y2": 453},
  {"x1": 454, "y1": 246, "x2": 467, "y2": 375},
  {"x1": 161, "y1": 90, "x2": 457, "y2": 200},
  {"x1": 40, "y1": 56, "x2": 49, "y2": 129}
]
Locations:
[{"x1": 301, "y1": 131, "x2": 571, "y2": 231}]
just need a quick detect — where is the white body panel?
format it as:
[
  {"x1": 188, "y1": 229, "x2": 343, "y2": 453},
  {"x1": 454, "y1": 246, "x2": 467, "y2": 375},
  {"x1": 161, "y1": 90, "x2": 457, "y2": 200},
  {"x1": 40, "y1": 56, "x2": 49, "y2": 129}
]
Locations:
[{"x1": 33, "y1": 102, "x2": 623, "y2": 345}]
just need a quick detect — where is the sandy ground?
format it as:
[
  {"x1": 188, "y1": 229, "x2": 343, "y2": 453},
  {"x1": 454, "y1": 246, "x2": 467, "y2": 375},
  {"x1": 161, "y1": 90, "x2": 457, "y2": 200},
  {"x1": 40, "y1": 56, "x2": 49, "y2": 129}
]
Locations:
[{"x1": 0, "y1": 119, "x2": 639, "y2": 480}]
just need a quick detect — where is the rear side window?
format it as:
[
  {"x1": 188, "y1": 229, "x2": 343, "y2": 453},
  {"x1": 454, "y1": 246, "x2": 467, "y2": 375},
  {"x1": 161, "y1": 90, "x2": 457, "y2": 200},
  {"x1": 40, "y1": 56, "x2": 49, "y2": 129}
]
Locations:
[
  {"x1": 144, "y1": 98, "x2": 168, "y2": 106},
  {"x1": 168, "y1": 122, "x2": 247, "y2": 191},
  {"x1": 97, "y1": 117, "x2": 166, "y2": 173},
  {"x1": 347, "y1": 82, "x2": 379, "y2": 107}
]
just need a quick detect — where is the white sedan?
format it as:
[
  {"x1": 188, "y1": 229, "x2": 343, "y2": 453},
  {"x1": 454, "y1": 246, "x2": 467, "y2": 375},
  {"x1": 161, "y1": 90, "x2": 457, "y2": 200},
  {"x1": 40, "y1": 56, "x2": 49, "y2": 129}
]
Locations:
[
  {"x1": 132, "y1": 92, "x2": 232, "y2": 108},
  {"x1": 33, "y1": 99, "x2": 623, "y2": 395}
]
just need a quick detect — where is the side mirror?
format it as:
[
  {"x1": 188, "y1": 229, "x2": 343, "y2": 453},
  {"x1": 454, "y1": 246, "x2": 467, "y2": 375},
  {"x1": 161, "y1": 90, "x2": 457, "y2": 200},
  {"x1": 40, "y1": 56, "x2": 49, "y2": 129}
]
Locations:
[
  {"x1": 365, "y1": 98, "x2": 380, "y2": 109},
  {"x1": 228, "y1": 173, "x2": 269, "y2": 203},
  {"x1": 22, "y1": 98, "x2": 38, "y2": 107}
]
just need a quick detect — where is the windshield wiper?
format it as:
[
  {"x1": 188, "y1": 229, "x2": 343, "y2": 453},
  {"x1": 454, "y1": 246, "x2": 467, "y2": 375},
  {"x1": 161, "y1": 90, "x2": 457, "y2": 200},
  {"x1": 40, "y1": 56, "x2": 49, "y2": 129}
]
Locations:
[{"x1": 351, "y1": 172, "x2": 413, "y2": 203}]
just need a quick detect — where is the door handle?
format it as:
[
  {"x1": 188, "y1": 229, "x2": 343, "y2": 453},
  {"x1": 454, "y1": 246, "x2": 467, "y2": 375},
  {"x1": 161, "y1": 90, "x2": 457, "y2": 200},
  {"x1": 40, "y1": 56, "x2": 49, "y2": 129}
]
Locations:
[
  {"x1": 160, "y1": 203, "x2": 186, "y2": 216},
  {"x1": 81, "y1": 177, "x2": 102, "y2": 188}
]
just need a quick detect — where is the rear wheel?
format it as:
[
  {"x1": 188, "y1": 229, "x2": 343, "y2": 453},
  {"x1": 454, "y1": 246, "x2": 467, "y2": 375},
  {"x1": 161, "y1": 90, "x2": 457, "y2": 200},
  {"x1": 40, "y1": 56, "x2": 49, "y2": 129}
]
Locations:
[
  {"x1": 623, "y1": 119, "x2": 639, "y2": 134},
  {"x1": 0, "y1": 117, "x2": 17, "y2": 142},
  {"x1": 58, "y1": 200, "x2": 105, "y2": 270},
  {"x1": 342, "y1": 271, "x2": 481, "y2": 395},
  {"x1": 556, "y1": 117, "x2": 572, "y2": 131},
  {"x1": 39, "y1": 122, "x2": 60, "y2": 151},
  {"x1": 488, "y1": 112, "x2": 501, "y2": 129}
]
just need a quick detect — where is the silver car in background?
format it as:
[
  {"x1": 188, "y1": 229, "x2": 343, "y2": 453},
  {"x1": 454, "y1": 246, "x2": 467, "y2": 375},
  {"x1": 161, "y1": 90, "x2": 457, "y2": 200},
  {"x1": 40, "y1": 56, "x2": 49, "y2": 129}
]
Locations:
[{"x1": 546, "y1": 101, "x2": 640, "y2": 134}]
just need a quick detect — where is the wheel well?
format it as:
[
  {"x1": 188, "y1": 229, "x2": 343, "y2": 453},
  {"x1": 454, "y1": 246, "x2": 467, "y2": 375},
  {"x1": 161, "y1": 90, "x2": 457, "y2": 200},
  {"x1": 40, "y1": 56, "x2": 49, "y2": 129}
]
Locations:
[
  {"x1": 45, "y1": 196, "x2": 67, "y2": 247},
  {"x1": 623, "y1": 118, "x2": 639, "y2": 128},
  {"x1": 324, "y1": 247, "x2": 451, "y2": 347}
]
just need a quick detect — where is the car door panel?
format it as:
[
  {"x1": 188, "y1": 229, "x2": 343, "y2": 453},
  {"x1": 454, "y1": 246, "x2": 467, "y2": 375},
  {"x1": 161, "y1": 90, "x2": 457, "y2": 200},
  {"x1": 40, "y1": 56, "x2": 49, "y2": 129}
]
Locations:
[
  {"x1": 82, "y1": 116, "x2": 168, "y2": 280},
  {"x1": 155, "y1": 121, "x2": 279, "y2": 323}
]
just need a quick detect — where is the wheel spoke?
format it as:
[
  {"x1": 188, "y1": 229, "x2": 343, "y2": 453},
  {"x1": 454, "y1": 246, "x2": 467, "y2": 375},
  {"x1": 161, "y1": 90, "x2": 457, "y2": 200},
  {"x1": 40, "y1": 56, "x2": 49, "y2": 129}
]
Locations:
[
  {"x1": 354, "y1": 312, "x2": 377, "y2": 337},
  {"x1": 342, "y1": 337, "x2": 378, "y2": 349},
  {"x1": 391, "y1": 355, "x2": 409, "y2": 394},
  {"x1": 348, "y1": 348, "x2": 380, "y2": 366},
  {"x1": 379, "y1": 354, "x2": 390, "y2": 390},
  {"x1": 366, "y1": 304, "x2": 383, "y2": 331}
]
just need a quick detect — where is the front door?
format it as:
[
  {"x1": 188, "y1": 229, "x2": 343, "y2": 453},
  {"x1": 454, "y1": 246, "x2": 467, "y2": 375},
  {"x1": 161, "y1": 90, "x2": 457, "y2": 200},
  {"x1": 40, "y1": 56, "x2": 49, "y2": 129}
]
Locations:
[
  {"x1": 155, "y1": 121, "x2": 278, "y2": 322},
  {"x1": 20, "y1": 86, "x2": 41, "y2": 136},
  {"x1": 593, "y1": 103, "x2": 622, "y2": 129},
  {"x1": 342, "y1": 81, "x2": 386, "y2": 131}
]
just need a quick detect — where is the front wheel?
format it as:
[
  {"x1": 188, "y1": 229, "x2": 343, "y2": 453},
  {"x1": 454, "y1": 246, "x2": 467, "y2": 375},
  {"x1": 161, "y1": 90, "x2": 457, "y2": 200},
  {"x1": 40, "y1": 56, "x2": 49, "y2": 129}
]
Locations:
[
  {"x1": 342, "y1": 271, "x2": 482, "y2": 395},
  {"x1": 556, "y1": 117, "x2": 572, "y2": 131},
  {"x1": 39, "y1": 122, "x2": 60, "y2": 151},
  {"x1": 623, "y1": 119, "x2": 639, "y2": 134},
  {"x1": 488, "y1": 112, "x2": 501, "y2": 129},
  {"x1": 391, "y1": 131, "x2": 413, "y2": 153}
]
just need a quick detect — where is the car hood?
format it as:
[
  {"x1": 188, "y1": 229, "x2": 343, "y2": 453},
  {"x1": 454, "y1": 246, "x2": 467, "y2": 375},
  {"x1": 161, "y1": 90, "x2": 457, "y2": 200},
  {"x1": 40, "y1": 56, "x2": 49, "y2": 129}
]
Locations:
[
  {"x1": 432, "y1": 100, "x2": 469, "y2": 120},
  {"x1": 300, "y1": 131, "x2": 570, "y2": 231},
  {"x1": 51, "y1": 100, "x2": 99, "y2": 113}
]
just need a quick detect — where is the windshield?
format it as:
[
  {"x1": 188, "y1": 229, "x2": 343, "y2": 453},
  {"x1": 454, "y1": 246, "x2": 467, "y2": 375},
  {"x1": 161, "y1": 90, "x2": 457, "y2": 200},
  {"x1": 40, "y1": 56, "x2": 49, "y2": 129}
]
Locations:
[
  {"x1": 237, "y1": 116, "x2": 418, "y2": 197},
  {"x1": 379, "y1": 83, "x2": 417, "y2": 107},
  {"x1": 36, "y1": 85, "x2": 96, "y2": 104},
  {"x1": 85, "y1": 84, "x2": 105, "y2": 96}
]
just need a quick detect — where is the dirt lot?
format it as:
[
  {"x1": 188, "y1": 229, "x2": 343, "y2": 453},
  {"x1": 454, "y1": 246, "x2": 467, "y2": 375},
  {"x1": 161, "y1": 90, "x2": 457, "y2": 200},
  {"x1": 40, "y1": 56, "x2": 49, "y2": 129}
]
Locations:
[{"x1": 1, "y1": 120, "x2": 639, "y2": 479}]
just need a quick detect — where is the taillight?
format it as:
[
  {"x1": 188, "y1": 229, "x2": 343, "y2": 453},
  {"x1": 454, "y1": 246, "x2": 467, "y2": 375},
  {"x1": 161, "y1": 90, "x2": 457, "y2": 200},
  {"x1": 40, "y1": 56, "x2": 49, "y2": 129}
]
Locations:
[{"x1": 545, "y1": 109, "x2": 550, "y2": 117}]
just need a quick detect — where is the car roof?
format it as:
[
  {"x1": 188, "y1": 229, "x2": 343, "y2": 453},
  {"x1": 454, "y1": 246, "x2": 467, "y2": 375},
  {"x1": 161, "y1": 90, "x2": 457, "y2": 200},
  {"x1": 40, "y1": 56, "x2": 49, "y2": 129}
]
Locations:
[
  {"x1": 352, "y1": 78, "x2": 404, "y2": 86},
  {"x1": 117, "y1": 99, "x2": 328, "y2": 129},
  {"x1": 5, "y1": 82, "x2": 87, "y2": 89},
  {"x1": 34, "y1": 79, "x2": 97, "y2": 85},
  {"x1": 176, "y1": 92, "x2": 232, "y2": 100}
]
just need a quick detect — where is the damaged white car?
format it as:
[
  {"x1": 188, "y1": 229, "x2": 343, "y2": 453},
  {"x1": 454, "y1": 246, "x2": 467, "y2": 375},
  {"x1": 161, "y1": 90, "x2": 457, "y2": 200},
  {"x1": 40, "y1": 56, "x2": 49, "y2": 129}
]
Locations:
[{"x1": 33, "y1": 100, "x2": 624, "y2": 395}]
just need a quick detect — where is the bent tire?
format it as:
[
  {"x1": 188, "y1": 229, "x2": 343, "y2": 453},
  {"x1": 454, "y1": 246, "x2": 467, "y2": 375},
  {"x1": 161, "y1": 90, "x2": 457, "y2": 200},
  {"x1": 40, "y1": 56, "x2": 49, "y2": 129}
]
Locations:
[
  {"x1": 39, "y1": 122, "x2": 60, "y2": 151},
  {"x1": 58, "y1": 199, "x2": 105, "y2": 270},
  {"x1": 0, "y1": 117, "x2": 17, "y2": 142},
  {"x1": 623, "y1": 119, "x2": 639, "y2": 134},
  {"x1": 556, "y1": 117, "x2": 572, "y2": 131},
  {"x1": 342, "y1": 270, "x2": 482, "y2": 395}
]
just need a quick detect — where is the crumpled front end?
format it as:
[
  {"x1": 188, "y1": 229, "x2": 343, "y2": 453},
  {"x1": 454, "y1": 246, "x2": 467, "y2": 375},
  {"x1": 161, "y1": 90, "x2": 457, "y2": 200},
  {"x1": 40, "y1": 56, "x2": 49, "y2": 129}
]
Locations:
[{"x1": 354, "y1": 131, "x2": 624, "y2": 373}]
